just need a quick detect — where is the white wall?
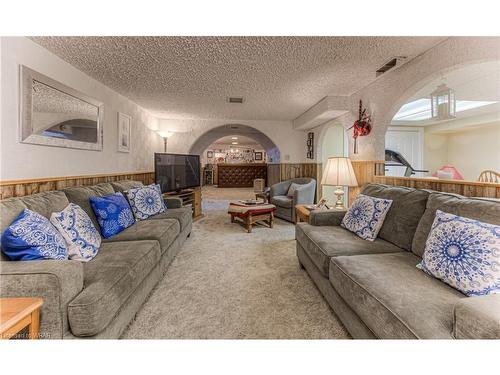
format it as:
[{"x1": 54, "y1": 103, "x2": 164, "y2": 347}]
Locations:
[
  {"x1": 158, "y1": 118, "x2": 308, "y2": 163},
  {"x1": 423, "y1": 123, "x2": 500, "y2": 181},
  {"x1": 0, "y1": 37, "x2": 163, "y2": 180}
]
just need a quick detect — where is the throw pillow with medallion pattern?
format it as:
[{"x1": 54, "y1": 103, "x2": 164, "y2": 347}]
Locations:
[
  {"x1": 89, "y1": 192, "x2": 135, "y2": 238},
  {"x1": 1, "y1": 208, "x2": 68, "y2": 261},
  {"x1": 126, "y1": 184, "x2": 166, "y2": 220},
  {"x1": 417, "y1": 210, "x2": 500, "y2": 297},
  {"x1": 341, "y1": 194, "x2": 393, "y2": 241},
  {"x1": 51, "y1": 203, "x2": 101, "y2": 262}
]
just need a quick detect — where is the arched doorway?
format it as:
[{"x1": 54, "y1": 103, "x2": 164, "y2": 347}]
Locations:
[
  {"x1": 320, "y1": 122, "x2": 348, "y2": 203},
  {"x1": 189, "y1": 124, "x2": 280, "y2": 163},
  {"x1": 385, "y1": 60, "x2": 500, "y2": 182}
]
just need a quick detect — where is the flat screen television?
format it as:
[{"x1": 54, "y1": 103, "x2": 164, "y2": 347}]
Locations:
[{"x1": 155, "y1": 153, "x2": 200, "y2": 193}]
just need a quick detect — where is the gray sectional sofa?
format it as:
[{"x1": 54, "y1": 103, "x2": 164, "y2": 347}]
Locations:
[
  {"x1": 0, "y1": 180, "x2": 192, "y2": 339},
  {"x1": 296, "y1": 183, "x2": 500, "y2": 339}
]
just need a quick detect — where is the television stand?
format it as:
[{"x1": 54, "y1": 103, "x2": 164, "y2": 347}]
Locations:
[{"x1": 164, "y1": 187, "x2": 202, "y2": 220}]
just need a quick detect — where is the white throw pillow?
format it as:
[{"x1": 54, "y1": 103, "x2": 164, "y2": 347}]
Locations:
[
  {"x1": 341, "y1": 194, "x2": 393, "y2": 241},
  {"x1": 417, "y1": 210, "x2": 500, "y2": 297},
  {"x1": 126, "y1": 184, "x2": 166, "y2": 220},
  {"x1": 50, "y1": 203, "x2": 101, "y2": 262}
]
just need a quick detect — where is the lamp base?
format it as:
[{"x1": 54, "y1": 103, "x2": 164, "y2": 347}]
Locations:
[{"x1": 333, "y1": 187, "x2": 345, "y2": 209}]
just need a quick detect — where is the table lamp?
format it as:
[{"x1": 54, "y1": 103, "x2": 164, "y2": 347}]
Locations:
[{"x1": 321, "y1": 157, "x2": 358, "y2": 209}]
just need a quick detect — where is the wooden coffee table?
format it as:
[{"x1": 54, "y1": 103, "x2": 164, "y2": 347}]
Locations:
[
  {"x1": 0, "y1": 297, "x2": 43, "y2": 339},
  {"x1": 228, "y1": 202, "x2": 276, "y2": 233}
]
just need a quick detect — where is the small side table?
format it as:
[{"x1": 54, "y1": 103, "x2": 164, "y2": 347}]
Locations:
[{"x1": 0, "y1": 297, "x2": 43, "y2": 339}]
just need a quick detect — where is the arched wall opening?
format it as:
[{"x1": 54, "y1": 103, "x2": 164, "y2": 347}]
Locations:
[
  {"x1": 383, "y1": 60, "x2": 500, "y2": 181},
  {"x1": 317, "y1": 121, "x2": 348, "y2": 203},
  {"x1": 188, "y1": 124, "x2": 281, "y2": 163}
]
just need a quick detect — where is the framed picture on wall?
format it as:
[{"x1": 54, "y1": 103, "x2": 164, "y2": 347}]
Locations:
[
  {"x1": 118, "y1": 112, "x2": 131, "y2": 153},
  {"x1": 207, "y1": 150, "x2": 214, "y2": 158},
  {"x1": 254, "y1": 152, "x2": 263, "y2": 161}
]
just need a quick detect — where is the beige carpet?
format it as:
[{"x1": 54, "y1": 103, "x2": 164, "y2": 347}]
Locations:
[{"x1": 122, "y1": 187, "x2": 349, "y2": 339}]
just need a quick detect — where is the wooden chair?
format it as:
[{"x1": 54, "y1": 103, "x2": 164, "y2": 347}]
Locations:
[{"x1": 478, "y1": 170, "x2": 500, "y2": 183}]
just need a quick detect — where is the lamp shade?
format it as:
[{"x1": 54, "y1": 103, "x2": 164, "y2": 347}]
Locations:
[
  {"x1": 321, "y1": 157, "x2": 358, "y2": 187},
  {"x1": 157, "y1": 130, "x2": 174, "y2": 138}
]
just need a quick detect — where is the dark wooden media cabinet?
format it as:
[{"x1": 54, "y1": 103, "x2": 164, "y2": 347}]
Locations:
[{"x1": 217, "y1": 163, "x2": 267, "y2": 188}]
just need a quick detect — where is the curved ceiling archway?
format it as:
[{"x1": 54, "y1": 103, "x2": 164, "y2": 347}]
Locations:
[{"x1": 188, "y1": 124, "x2": 281, "y2": 162}]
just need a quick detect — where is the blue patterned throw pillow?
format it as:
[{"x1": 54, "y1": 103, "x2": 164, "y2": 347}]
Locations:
[
  {"x1": 51, "y1": 203, "x2": 101, "y2": 261},
  {"x1": 341, "y1": 194, "x2": 393, "y2": 241},
  {"x1": 417, "y1": 210, "x2": 500, "y2": 297},
  {"x1": 126, "y1": 184, "x2": 166, "y2": 220},
  {"x1": 89, "y1": 192, "x2": 135, "y2": 238},
  {"x1": 1, "y1": 209, "x2": 68, "y2": 261}
]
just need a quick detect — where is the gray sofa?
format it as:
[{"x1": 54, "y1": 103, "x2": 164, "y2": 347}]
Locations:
[
  {"x1": 296, "y1": 183, "x2": 500, "y2": 339},
  {"x1": 270, "y1": 177, "x2": 316, "y2": 223},
  {"x1": 0, "y1": 180, "x2": 192, "y2": 339}
]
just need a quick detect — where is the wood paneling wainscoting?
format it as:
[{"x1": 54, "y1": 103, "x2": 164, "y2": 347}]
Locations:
[
  {"x1": 374, "y1": 176, "x2": 500, "y2": 199},
  {"x1": 0, "y1": 171, "x2": 155, "y2": 199},
  {"x1": 349, "y1": 160, "x2": 386, "y2": 205}
]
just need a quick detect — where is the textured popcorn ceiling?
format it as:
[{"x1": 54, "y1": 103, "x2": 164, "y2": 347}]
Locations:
[{"x1": 31, "y1": 36, "x2": 446, "y2": 120}]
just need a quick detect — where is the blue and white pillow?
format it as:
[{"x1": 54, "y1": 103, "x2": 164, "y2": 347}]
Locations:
[
  {"x1": 1, "y1": 209, "x2": 68, "y2": 261},
  {"x1": 89, "y1": 192, "x2": 135, "y2": 238},
  {"x1": 126, "y1": 184, "x2": 166, "y2": 220},
  {"x1": 51, "y1": 203, "x2": 101, "y2": 262},
  {"x1": 341, "y1": 194, "x2": 393, "y2": 241},
  {"x1": 417, "y1": 210, "x2": 500, "y2": 297}
]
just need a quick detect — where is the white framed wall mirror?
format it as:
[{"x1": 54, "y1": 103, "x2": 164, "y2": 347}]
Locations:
[{"x1": 20, "y1": 65, "x2": 104, "y2": 151}]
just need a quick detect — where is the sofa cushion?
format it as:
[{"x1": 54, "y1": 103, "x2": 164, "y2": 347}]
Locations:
[
  {"x1": 361, "y1": 184, "x2": 430, "y2": 251},
  {"x1": 296, "y1": 223, "x2": 403, "y2": 278},
  {"x1": 412, "y1": 192, "x2": 500, "y2": 257},
  {"x1": 110, "y1": 180, "x2": 144, "y2": 193},
  {"x1": 20, "y1": 191, "x2": 71, "y2": 220},
  {"x1": 67, "y1": 240, "x2": 161, "y2": 337},
  {"x1": 271, "y1": 195, "x2": 293, "y2": 208},
  {"x1": 102, "y1": 218, "x2": 180, "y2": 254},
  {"x1": 329, "y1": 252, "x2": 465, "y2": 339},
  {"x1": 147, "y1": 207, "x2": 192, "y2": 232},
  {"x1": 63, "y1": 183, "x2": 115, "y2": 230}
]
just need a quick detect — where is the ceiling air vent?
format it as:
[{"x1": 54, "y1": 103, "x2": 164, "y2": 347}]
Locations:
[
  {"x1": 376, "y1": 56, "x2": 407, "y2": 77},
  {"x1": 227, "y1": 97, "x2": 244, "y2": 104}
]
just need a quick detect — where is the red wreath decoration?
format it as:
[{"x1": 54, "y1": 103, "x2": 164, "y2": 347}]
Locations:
[{"x1": 348, "y1": 100, "x2": 372, "y2": 154}]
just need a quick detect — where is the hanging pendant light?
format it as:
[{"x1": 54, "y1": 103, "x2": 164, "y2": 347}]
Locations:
[{"x1": 430, "y1": 83, "x2": 456, "y2": 120}]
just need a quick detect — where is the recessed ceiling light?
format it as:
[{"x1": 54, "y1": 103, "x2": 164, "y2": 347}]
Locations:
[
  {"x1": 231, "y1": 137, "x2": 238, "y2": 140},
  {"x1": 232, "y1": 142, "x2": 238, "y2": 145}
]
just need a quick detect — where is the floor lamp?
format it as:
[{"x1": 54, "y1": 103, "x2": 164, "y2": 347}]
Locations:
[{"x1": 157, "y1": 131, "x2": 173, "y2": 152}]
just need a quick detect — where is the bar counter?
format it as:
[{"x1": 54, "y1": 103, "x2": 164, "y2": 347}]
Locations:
[{"x1": 217, "y1": 163, "x2": 267, "y2": 188}]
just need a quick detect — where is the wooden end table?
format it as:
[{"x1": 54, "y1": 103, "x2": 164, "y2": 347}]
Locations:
[{"x1": 0, "y1": 297, "x2": 43, "y2": 339}]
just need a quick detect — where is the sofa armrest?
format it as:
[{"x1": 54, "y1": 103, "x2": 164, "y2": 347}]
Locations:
[
  {"x1": 164, "y1": 197, "x2": 183, "y2": 209},
  {"x1": 0, "y1": 260, "x2": 84, "y2": 339},
  {"x1": 309, "y1": 210, "x2": 346, "y2": 226},
  {"x1": 453, "y1": 294, "x2": 500, "y2": 339}
]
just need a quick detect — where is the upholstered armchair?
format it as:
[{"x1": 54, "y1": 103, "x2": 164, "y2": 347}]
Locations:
[{"x1": 270, "y1": 178, "x2": 316, "y2": 223}]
